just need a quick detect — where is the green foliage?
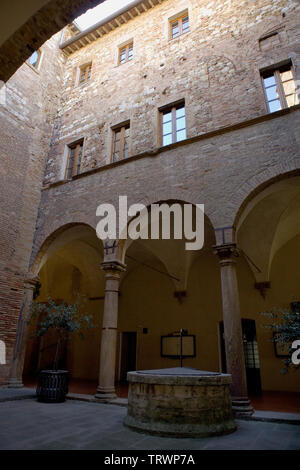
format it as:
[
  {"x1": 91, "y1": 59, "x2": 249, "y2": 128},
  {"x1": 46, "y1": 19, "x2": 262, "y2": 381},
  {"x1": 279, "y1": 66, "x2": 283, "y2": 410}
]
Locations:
[
  {"x1": 29, "y1": 296, "x2": 94, "y2": 370},
  {"x1": 260, "y1": 303, "x2": 300, "y2": 373}
]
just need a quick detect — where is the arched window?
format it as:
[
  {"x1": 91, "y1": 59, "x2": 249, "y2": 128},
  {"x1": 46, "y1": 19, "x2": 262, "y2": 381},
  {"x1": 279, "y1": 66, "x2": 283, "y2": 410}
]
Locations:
[{"x1": 28, "y1": 50, "x2": 42, "y2": 70}]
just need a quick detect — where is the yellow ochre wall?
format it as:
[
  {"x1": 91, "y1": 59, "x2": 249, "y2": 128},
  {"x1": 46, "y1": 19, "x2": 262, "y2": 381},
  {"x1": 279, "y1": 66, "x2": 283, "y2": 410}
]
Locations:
[{"x1": 24, "y1": 236, "x2": 300, "y2": 393}]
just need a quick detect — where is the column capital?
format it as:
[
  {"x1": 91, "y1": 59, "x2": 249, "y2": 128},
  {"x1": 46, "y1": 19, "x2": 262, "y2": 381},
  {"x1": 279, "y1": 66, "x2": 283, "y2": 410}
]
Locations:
[
  {"x1": 101, "y1": 260, "x2": 126, "y2": 275},
  {"x1": 24, "y1": 274, "x2": 40, "y2": 291},
  {"x1": 213, "y1": 243, "x2": 240, "y2": 265}
]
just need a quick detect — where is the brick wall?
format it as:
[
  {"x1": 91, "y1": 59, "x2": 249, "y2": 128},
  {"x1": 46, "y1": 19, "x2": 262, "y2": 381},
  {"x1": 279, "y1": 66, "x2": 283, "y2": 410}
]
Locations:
[
  {"x1": 33, "y1": 107, "x2": 300, "y2": 265},
  {"x1": 0, "y1": 34, "x2": 65, "y2": 384}
]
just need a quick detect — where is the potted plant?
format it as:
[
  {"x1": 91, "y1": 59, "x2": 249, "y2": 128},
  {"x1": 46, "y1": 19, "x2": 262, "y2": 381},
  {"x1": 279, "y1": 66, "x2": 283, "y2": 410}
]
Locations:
[
  {"x1": 260, "y1": 302, "x2": 300, "y2": 373},
  {"x1": 29, "y1": 297, "x2": 93, "y2": 403}
]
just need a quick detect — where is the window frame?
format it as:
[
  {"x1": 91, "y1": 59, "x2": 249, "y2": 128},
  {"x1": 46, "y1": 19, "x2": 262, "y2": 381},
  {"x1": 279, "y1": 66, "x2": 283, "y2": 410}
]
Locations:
[
  {"x1": 119, "y1": 43, "x2": 134, "y2": 65},
  {"x1": 159, "y1": 102, "x2": 187, "y2": 147},
  {"x1": 77, "y1": 62, "x2": 92, "y2": 86},
  {"x1": 65, "y1": 139, "x2": 84, "y2": 179},
  {"x1": 261, "y1": 63, "x2": 299, "y2": 113},
  {"x1": 111, "y1": 122, "x2": 130, "y2": 162},
  {"x1": 27, "y1": 49, "x2": 43, "y2": 72},
  {"x1": 169, "y1": 13, "x2": 190, "y2": 40}
]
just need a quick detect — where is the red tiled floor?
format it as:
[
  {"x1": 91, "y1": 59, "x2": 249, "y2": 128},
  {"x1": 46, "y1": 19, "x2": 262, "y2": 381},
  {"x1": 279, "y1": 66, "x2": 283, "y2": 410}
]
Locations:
[
  {"x1": 24, "y1": 377, "x2": 128, "y2": 398},
  {"x1": 250, "y1": 391, "x2": 300, "y2": 413},
  {"x1": 24, "y1": 376, "x2": 299, "y2": 413}
]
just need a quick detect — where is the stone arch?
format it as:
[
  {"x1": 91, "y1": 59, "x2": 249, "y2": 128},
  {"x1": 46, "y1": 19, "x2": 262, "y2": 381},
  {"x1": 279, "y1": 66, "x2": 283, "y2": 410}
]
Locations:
[
  {"x1": 268, "y1": 192, "x2": 300, "y2": 276},
  {"x1": 0, "y1": 0, "x2": 103, "y2": 82},
  {"x1": 119, "y1": 199, "x2": 215, "y2": 291},
  {"x1": 115, "y1": 188, "x2": 218, "y2": 233},
  {"x1": 233, "y1": 168, "x2": 300, "y2": 235},
  {"x1": 24, "y1": 221, "x2": 105, "y2": 381},
  {"x1": 234, "y1": 172, "x2": 300, "y2": 282}
]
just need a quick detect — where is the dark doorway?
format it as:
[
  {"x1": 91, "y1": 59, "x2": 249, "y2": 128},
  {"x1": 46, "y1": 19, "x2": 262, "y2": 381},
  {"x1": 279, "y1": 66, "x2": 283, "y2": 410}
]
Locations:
[
  {"x1": 119, "y1": 332, "x2": 137, "y2": 383},
  {"x1": 219, "y1": 319, "x2": 262, "y2": 395}
]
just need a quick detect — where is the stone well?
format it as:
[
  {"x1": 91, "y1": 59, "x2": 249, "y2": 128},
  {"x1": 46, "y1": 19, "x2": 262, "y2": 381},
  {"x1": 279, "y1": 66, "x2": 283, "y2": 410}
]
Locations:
[{"x1": 124, "y1": 367, "x2": 236, "y2": 437}]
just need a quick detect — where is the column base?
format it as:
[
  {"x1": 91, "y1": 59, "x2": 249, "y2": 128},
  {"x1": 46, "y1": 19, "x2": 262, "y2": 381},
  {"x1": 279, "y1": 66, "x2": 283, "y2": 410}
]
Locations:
[
  {"x1": 7, "y1": 378, "x2": 24, "y2": 389},
  {"x1": 232, "y1": 397, "x2": 254, "y2": 417},
  {"x1": 95, "y1": 387, "x2": 117, "y2": 401}
]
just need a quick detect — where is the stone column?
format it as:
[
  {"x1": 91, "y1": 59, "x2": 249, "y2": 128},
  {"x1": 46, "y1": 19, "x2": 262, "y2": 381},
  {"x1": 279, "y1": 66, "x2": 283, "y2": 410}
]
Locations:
[
  {"x1": 214, "y1": 243, "x2": 253, "y2": 416},
  {"x1": 8, "y1": 274, "x2": 40, "y2": 388},
  {"x1": 95, "y1": 260, "x2": 126, "y2": 400}
]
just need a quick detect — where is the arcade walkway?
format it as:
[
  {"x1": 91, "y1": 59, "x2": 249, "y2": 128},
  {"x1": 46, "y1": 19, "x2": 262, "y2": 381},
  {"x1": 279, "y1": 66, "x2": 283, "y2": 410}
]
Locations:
[{"x1": 23, "y1": 377, "x2": 300, "y2": 413}]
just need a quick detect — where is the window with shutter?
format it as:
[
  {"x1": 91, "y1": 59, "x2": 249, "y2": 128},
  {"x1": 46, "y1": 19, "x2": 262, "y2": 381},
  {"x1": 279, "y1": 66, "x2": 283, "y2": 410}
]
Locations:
[
  {"x1": 66, "y1": 140, "x2": 84, "y2": 179},
  {"x1": 119, "y1": 43, "x2": 134, "y2": 65},
  {"x1": 170, "y1": 14, "x2": 190, "y2": 40},
  {"x1": 78, "y1": 63, "x2": 92, "y2": 85}
]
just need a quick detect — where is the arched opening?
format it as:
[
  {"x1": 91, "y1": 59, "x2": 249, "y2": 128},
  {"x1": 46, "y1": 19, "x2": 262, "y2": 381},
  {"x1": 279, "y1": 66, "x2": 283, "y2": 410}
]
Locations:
[
  {"x1": 234, "y1": 175, "x2": 300, "y2": 408},
  {"x1": 23, "y1": 224, "x2": 105, "y2": 394},
  {"x1": 116, "y1": 201, "x2": 223, "y2": 387}
]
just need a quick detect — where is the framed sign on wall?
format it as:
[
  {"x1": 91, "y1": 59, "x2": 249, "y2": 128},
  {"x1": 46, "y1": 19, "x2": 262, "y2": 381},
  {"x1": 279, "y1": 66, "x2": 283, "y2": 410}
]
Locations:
[{"x1": 160, "y1": 334, "x2": 196, "y2": 359}]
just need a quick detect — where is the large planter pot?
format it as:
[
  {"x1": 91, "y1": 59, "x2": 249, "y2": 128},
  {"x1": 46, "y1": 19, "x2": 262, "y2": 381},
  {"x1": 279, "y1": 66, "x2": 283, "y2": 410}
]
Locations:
[{"x1": 36, "y1": 370, "x2": 69, "y2": 403}]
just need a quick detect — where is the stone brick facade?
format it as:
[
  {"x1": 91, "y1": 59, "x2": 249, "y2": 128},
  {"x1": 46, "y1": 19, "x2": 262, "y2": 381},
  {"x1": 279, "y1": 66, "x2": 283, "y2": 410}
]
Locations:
[
  {"x1": 43, "y1": 0, "x2": 300, "y2": 186},
  {"x1": 35, "y1": 107, "x2": 300, "y2": 261},
  {"x1": 0, "y1": 34, "x2": 65, "y2": 384},
  {"x1": 0, "y1": 0, "x2": 300, "y2": 389}
]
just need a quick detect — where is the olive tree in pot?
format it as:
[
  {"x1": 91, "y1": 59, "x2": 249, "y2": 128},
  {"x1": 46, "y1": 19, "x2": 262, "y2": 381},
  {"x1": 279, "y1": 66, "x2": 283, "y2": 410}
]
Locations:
[
  {"x1": 260, "y1": 301, "x2": 300, "y2": 373},
  {"x1": 29, "y1": 297, "x2": 93, "y2": 403}
]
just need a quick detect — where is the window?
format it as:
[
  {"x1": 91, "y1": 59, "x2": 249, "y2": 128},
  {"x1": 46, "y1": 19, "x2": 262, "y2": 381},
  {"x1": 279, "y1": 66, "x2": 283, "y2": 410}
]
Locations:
[
  {"x1": 65, "y1": 140, "x2": 83, "y2": 179},
  {"x1": 170, "y1": 14, "x2": 190, "y2": 40},
  {"x1": 112, "y1": 123, "x2": 130, "y2": 161},
  {"x1": 119, "y1": 43, "x2": 133, "y2": 65},
  {"x1": 161, "y1": 103, "x2": 186, "y2": 146},
  {"x1": 262, "y1": 63, "x2": 299, "y2": 113},
  {"x1": 78, "y1": 63, "x2": 92, "y2": 85},
  {"x1": 28, "y1": 50, "x2": 42, "y2": 70}
]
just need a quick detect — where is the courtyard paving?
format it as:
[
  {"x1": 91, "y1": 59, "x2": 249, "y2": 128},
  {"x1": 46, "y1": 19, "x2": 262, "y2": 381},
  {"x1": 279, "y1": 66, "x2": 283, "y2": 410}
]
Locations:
[{"x1": 0, "y1": 398, "x2": 299, "y2": 450}]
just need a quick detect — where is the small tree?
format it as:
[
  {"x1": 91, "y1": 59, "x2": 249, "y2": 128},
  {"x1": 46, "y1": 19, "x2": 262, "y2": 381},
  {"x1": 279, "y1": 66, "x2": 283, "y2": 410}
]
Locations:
[
  {"x1": 260, "y1": 302, "x2": 300, "y2": 373},
  {"x1": 29, "y1": 297, "x2": 94, "y2": 371}
]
